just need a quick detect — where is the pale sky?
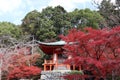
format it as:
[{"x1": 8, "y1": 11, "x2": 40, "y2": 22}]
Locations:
[{"x1": 0, "y1": 0, "x2": 115, "y2": 25}]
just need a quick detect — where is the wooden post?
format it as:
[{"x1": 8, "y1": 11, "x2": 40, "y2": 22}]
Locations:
[
  {"x1": 44, "y1": 64, "x2": 46, "y2": 71},
  {"x1": 79, "y1": 65, "x2": 81, "y2": 71},
  {"x1": 67, "y1": 64, "x2": 70, "y2": 70},
  {"x1": 44, "y1": 59, "x2": 47, "y2": 71},
  {"x1": 73, "y1": 64, "x2": 75, "y2": 70},
  {"x1": 53, "y1": 53, "x2": 57, "y2": 63},
  {"x1": 55, "y1": 62, "x2": 58, "y2": 70},
  {"x1": 50, "y1": 65, "x2": 52, "y2": 71},
  {"x1": 44, "y1": 59, "x2": 47, "y2": 63}
]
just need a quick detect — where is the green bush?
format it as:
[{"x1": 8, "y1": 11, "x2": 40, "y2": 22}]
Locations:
[{"x1": 68, "y1": 70, "x2": 83, "y2": 75}]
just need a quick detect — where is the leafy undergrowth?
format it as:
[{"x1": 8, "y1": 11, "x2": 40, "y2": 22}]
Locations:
[{"x1": 8, "y1": 65, "x2": 41, "y2": 80}]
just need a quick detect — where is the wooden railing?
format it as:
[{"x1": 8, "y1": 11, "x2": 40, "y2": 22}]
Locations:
[{"x1": 43, "y1": 59, "x2": 71, "y2": 71}]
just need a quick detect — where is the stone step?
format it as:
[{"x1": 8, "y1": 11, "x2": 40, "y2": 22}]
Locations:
[{"x1": 41, "y1": 70, "x2": 71, "y2": 80}]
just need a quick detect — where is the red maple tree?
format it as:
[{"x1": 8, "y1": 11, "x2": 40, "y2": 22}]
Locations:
[
  {"x1": 8, "y1": 65, "x2": 41, "y2": 80},
  {"x1": 0, "y1": 51, "x2": 41, "y2": 79},
  {"x1": 61, "y1": 26, "x2": 120, "y2": 80}
]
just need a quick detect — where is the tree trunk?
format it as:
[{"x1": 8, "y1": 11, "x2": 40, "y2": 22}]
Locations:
[{"x1": 112, "y1": 71, "x2": 115, "y2": 80}]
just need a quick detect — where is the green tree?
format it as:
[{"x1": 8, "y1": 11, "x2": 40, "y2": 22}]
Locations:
[
  {"x1": 21, "y1": 10, "x2": 56, "y2": 41},
  {"x1": 0, "y1": 22, "x2": 22, "y2": 38},
  {"x1": 69, "y1": 8, "x2": 104, "y2": 29},
  {"x1": 51, "y1": 6, "x2": 71, "y2": 35},
  {"x1": 21, "y1": 6, "x2": 71, "y2": 41},
  {"x1": 21, "y1": 6, "x2": 104, "y2": 42},
  {"x1": 41, "y1": 6, "x2": 71, "y2": 37},
  {"x1": 95, "y1": 0, "x2": 120, "y2": 27},
  {"x1": 21, "y1": 10, "x2": 41, "y2": 35}
]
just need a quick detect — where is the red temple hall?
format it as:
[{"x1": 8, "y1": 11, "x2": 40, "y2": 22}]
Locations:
[{"x1": 38, "y1": 41, "x2": 81, "y2": 71}]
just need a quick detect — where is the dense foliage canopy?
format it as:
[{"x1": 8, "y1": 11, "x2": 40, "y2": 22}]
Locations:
[
  {"x1": 0, "y1": 22, "x2": 22, "y2": 38},
  {"x1": 96, "y1": 0, "x2": 120, "y2": 27},
  {"x1": 0, "y1": 50, "x2": 41, "y2": 79},
  {"x1": 68, "y1": 8, "x2": 104, "y2": 29},
  {"x1": 61, "y1": 26, "x2": 120, "y2": 80},
  {"x1": 21, "y1": 6, "x2": 104, "y2": 41},
  {"x1": 8, "y1": 65, "x2": 41, "y2": 80}
]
